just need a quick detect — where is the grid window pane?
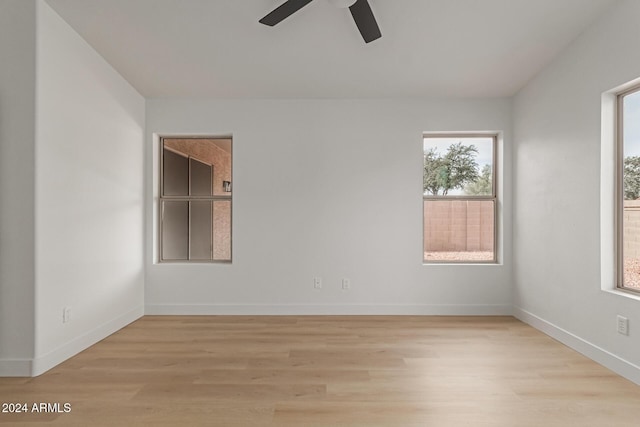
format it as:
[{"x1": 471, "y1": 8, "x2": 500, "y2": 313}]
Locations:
[
  {"x1": 190, "y1": 201, "x2": 213, "y2": 260},
  {"x1": 162, "y1": 200, "x2": 189, "y2": 260},
  {"x1": 213, "y1": 200, "x2": 231, "y2": 261},
  {"x1": 424, "y1": 200, "x2": 494, "y2": 262},
  {"x1": 423, "y1": 136, "x2": 493, "y2": 196},
  {"x1": 163, "y1": 149, "x2": 189, "y2": 196},
  {"x1": 190, "y1": 158, "x2": 213, "y2": 196}
]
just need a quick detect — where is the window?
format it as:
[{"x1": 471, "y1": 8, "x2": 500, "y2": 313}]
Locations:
[
  {"x1": 423, "y1": 134, "x2": 497, "y2": 263},
  {"x1": 160, "y1": 137, "x2": 232, "y2": 262},
  {"x1": 618, "y1": 86, "x2": 640, "y2": 292}
]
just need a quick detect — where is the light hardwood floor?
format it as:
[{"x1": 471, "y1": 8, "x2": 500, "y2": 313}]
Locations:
[{"x1": 1, "y1": 316, "x2": 640, "y2": 426}]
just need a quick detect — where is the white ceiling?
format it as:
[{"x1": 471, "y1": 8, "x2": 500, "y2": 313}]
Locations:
[{"x1": 45, "y1": 0, "x2": 618, "y2": 98}]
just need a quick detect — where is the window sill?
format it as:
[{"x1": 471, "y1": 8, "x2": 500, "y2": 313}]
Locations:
[
  {"x1": 422, "y1": 262, "x2": 502, "y2": 266},
  {"x1": 603, "y1": 288, "x2": 640, "y2": 302}
]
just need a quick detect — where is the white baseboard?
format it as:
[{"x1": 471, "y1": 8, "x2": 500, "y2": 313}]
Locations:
[
  {"x1": 6, "y1": 304, "x2": 638, "y2": 386},
  {"x1": 0, "y1": 358, "x2": 32, "y2": 377},
  {"x1": 29, "y1": 305, "x2": 144, "y2": 377},
  {"x1": 145, "y1": 303, "x2": 513, "y2": 316},
  {"x1": 513, "y1": 306, "x2": 640, "y2": 386}
]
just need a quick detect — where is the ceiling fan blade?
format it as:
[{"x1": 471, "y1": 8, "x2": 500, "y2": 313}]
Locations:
[
  {"x1": 259, "y1": 0, "x2": 314, "y2": 26},
  {"x1": 349, "y1": 0, "x2": 381, "y2": 43}
]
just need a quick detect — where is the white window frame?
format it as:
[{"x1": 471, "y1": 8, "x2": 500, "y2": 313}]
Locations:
[
  {"x1": 158, "y1": 136, "x2": 232, "y2": 263},
  {"x1": 616, "y1": 84, "x2": 640, "y2": 294}
]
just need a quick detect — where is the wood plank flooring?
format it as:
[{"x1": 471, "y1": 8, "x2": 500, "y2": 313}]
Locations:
[{"x1": 1, "y1": 316, "x2": 640, "y2": 426}]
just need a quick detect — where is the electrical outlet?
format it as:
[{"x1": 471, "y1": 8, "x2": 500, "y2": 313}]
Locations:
[
  {"x1": 342, "y1": 278, "x2": 351, "y2": 290},
  {"x1": 617, "y1": 315, "x2": 629, "y2": 336},
  {"x1": 314, "y1": 277, "x2": 322, "y2": 290},
  {"x1": 62, "y1": 307, "x2": 72, "y2": 324}
]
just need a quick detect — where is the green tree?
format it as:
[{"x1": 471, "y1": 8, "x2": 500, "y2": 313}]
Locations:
[
  {"x1": 624, "y1": 156, "x2": 640, "y2": 200},
  {"x1": 423, "y1": 143, "x2": 480, "y2": 195},
  {"x1": 464, "y1": 164, "x2": 492, "y2": 195},
  {"x1": 423, "y1": 148, "x2": 444, "y2": 195}
]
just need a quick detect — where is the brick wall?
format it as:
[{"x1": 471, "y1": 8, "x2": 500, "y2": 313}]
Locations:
[
  {"x1": 624, "y1": 200, "x2": 640, "y2": 258},
  {"x1": 424, "y1": 200, "x2": 494, "y2": 252}
]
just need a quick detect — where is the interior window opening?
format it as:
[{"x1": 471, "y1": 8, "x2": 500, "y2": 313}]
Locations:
[{"x1": 160, "y1": 137, "x2": 232, "y2": 263}]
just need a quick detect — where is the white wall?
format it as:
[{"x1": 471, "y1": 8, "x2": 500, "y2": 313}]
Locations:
[
  {"x1": 0, "y1": 0, "x2": 37, "y2": 376},
  {"x1": 5, "y1": 0, "x2": 638, "y2": 386},
  {"x1": 513, "y1": 0, "x2": 640, "y2": 383},
  {"x1": 146, "y1": 98, "x2": 513, "y2": 315},
  {"x1": 32, "y1": 1, "x2": 145, "y2": 375}
]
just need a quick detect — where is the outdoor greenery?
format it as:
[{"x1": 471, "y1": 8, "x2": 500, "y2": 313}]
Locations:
[
  {"x1": 464, "y1": 164, "x2": 492, "y2": 195},
  {"x1": 624, "y1": 156, "x2": 640, "y2": 200},
  {"x1": 423, "y1": 143, "x2": 480, "y2": 195}
]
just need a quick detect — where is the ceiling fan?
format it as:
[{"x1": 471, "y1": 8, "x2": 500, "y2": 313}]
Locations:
[{"x1": 259, "y1": 0, "x2": 382, "y2": 43}]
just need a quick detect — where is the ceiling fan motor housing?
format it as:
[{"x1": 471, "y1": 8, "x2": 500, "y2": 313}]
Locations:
[
  {"x1": 260, "y1": 0, "x2": 381, "y2": 43},
  {"x1": 327, "y1": 0, "x2": 358, "y2": 8}
]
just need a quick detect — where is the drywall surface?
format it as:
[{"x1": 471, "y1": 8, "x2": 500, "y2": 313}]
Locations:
[
  {"x1": 513, "y1": 0, "x2": 640, "y2": 378},
  {"x1": 33, "y1": 1, "x2": 145, "y2": 374},
  {"x1": 146, "y1": 98, "x2": 513, "y2": 314},
  {"x1": 0, "y1": 0, "x2": 37, "y2": 376}
]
